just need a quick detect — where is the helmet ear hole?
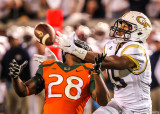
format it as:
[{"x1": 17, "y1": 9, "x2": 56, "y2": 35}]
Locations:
[
  {"x1": 138, "y1": 32, "x2": 142, "y2": 35},
  {"x1": 128, "y1": 25, "x2": 132, "y2": 30}
]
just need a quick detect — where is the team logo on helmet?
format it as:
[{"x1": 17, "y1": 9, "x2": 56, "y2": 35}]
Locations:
[{"x1": 136, "y1": 16, "x2": 151, "y2": 28}]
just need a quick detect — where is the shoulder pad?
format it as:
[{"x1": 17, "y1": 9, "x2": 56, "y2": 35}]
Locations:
[
  {"x1": 121, "y1": 42, "x2": 146, "y2": 55},
  {"x1": 42, "y1": 60, "x2": 57, "y2": 65}
]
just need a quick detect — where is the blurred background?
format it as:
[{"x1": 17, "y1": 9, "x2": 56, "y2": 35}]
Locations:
[{"x1": 0, "y1": 0, "x2": 160, "y2": 114}]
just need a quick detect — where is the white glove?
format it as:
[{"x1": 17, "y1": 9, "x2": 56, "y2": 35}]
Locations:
[
  {"x1": 34, "y1": 47, "x2": 58, "y2": 63},
  {"x1": 53, "y1": 31, "x2": 88, "y2": 60},
  {"x1": 53, "y1": 31, "x2": 76, "y2": 53}
]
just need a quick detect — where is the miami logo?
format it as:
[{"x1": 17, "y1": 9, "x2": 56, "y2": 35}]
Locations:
[{"x1": 136, "y1": 16, "x2": 151, "y2": 28}]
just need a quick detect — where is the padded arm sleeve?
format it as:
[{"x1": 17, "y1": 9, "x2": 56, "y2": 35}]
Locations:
[{"x1": 31, "y1": 74, "x2": 45, "y2": 94}]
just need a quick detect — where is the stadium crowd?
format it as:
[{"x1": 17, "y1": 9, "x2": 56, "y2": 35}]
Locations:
[{"x1": 0, "y1": 0, "x2": 160, "y2": 114}]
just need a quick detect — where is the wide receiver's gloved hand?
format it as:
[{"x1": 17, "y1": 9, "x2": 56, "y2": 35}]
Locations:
[
  {"x1": 92, "y1": 53, "x2": 106, "y2": 74},
  {"x1": 34, "y1": 47, "x2": 58, "y2": 63},
  {"x1": 9, "y1": 59, "x2": 28, "y2": 79},
  {"x1": 53, "y1": 31, "x2": 77, "y2": 54}
]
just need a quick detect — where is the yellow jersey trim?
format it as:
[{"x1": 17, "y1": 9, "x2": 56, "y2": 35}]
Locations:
[
  {"x1": 121, "y1": 54, "x2": 140, "y2": 71},
  {"x1": 121, "y1": 44, "x2": 147, "y2": 75},
  {"x1": 116, "y1": 43, "x2": 121, "y2": 51}
]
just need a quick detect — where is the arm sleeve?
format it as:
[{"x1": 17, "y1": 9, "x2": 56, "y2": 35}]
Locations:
[
  {"x1": 36, "y1": 63, "x2": 43, "y2": 76},
  {"x1": 31, "y1": 74, "x2": 44, "y2": 94},
  {"x1": 32, "y1": 63, "x2": 44, "y2": 94},
  {"x1": 88, "y1": 70, "x2": 103, "y2": 94}
]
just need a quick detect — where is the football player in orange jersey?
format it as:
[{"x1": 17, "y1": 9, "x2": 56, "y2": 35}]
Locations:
[{"x1": 9, "y1": 39, "x2": 110, "y2": 114}]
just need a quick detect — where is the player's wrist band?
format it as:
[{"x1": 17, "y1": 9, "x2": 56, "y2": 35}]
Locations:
[
  {"x1": 93, "y1": 73, "x2": 98, "y2": 75},
  {"x1": 93, "y1": 70, "x2": 100, "y2": 75},
  {"x1": 24, "y1": 84, "x2": 29, "y2": 95},
  {"x1": 72, "y1": 46, "x2": 87, "y2": 60}
]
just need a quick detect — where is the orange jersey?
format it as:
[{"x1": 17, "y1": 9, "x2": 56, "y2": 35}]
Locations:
[{"x1": 36, "y1": 60, "x2": 95, "y2": 114}]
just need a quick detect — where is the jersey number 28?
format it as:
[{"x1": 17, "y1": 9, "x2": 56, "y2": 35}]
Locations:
[{"x1": 48, "y1": 74, "x2": 83, "y2": 100}]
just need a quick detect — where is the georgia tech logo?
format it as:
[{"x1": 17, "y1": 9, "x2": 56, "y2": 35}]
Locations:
[
  {"x1": 136, "y1": 16, "x2": 151, "y2": 28},
  {"x1": 36, "y1": 30, "x2": 43, "y2": 37}
]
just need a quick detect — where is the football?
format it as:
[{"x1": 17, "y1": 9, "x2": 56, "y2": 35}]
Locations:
[{"x1": 34, "y1": 23, "x2": 56, "y2": 46}]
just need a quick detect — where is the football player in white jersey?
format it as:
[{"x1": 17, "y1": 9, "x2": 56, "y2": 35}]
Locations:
[{"x1": 53, "y1": 11, "x2": 152, "y2": 114}]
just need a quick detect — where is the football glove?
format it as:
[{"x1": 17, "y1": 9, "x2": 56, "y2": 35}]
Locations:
[
  {"x1": 93, "y1": 53, "x2": 106, "y2": 74},
  {"x1": 9, "y1": 59, "x2": 28, "y2": 79},
  {"x1": 53, "y1": 31, "x2": 87, "y2": 60},
  {"x1": 53, "y1": 31, "x2": 76, "y2": 53},
  {"x1": 34, "y1": 47, "x2": 58, "y2": 63}
]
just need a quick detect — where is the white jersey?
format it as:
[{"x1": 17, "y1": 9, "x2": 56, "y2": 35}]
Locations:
[{"x1": 103, "y1": 39, "x2": 152, "y2": 112}]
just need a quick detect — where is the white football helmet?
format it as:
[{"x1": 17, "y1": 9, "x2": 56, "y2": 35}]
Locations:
[{"x1": 110, "y1": 11, "x2": 152, "y2": 43}]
